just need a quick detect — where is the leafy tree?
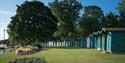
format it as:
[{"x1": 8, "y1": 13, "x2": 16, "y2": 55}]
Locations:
[
  {"x1": 84, "y1": 6, "x2": 105, "y2": 28},
  {"x1": 7, "y1": 1, "x2": 58, "y2": 46},
  {"x1": 79, "y1": 16, "x2": 99, "y2": 36},
  {"x1": 84, "y1": 6, "x2": 104, "y2": 19},
  {"x1": 49, "y1": 0, "x2": 82, "y2": 39},
  {"x1": 117, "y1": 0, "x2": 125, "y2": 27},
  {"x1": 105, "y1": 12, "x2": 121, "y2": 27},
  {"x1": 79, "y1": 5, "x2": 104, "y2": 37}
]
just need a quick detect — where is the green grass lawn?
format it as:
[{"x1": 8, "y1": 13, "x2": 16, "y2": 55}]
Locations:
[{"x1": 0, "y1": 48, "x2": 125, "y2": 63}]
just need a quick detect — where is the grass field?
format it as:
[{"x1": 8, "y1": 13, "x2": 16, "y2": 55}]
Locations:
[{"x1": 0, "y1": 48, "x2": 125, "y2": 63}]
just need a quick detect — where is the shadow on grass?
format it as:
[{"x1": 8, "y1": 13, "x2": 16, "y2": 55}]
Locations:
[{"x1": 9, "y1": 57, "x2": 48, "y2": 63}]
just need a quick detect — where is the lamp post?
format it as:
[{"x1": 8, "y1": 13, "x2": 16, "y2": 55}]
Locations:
[{"x1": 3, "y1": 29, "x2": 5, "y2": 40}]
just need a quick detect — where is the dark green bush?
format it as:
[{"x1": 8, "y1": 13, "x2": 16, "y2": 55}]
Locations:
[
  {"x1": 34, "y1": 43, "x2": 43, "y2": 49},
  {"x1": 0, "y1": 39, "x2": 9, "y2": 44},
  {"x1": 9, "y1": 57, "x2": 47, "y2": 63}
]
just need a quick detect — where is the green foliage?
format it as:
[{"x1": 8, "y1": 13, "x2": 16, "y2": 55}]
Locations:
[
  {"x1": 53, "y1": 31, "x2": 61, "y2": 40},
  {"x1": 10, "y1": 57, "x2": 47, "y2": 63},
  {"x1": 68, "y1": 32, "x2": 78, "y2": 39},
  {"x1": 104, "y1": 12, "x2": 121, "y2": 27},
  {"x1": 117, "y1": 0, "x2": 125, "y2": 27},
  {"x1": 79, "y1": 16, "x2": 99, "y2": 36},
  {"x1": 34, "y1": 43, "x2": 43, "y2": 49},
  {"x1": 84, "y1": 6, "x2": 104, "y2": 19},
  {"x1": 0, "y1": 39, "x2": 9, "y2": 44},
  {"x1": 7, "y1": 1, "x2": 58, "y2": 46},
  {"x1": 49, "y1": 0, "x2": 82, "y2": 39},
  {"x1": 79, "y1": 5, "x2": 104, "y2": 36},
  {"x1": 118, "y1": 0, "x2": 125, "y2": 16}
]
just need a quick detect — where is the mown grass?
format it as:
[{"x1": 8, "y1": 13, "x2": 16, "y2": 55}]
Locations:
[{"x1": 0, "y1": 48, "x2": 125, "y2": 63}]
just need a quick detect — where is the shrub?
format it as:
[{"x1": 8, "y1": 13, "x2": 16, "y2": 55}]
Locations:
[
  {"x1": 15, "y1": 44, "x2": 43, "y2": 55},
  {"x1": 16, "y1": 47, "x2": 34, "y2": 55},
  {"x1": 34, "y1": 43, "x2": 43, "y2": 49},
  {"x1": 9, "y1": 57, "x2": 47, "y2": 63}
]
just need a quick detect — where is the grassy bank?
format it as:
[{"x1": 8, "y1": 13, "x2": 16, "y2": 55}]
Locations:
[{"x1": 0, "y1": 48, "x2": 125, "y2": 63}]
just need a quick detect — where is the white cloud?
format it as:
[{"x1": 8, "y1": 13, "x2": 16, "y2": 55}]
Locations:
[{"x1": 0, "y1": 11, "x2": 16, "y2": 15}]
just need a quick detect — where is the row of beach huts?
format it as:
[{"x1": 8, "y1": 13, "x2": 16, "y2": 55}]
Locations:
[{"x1": 86, "y1": 28, "x2": 125, "y2": 53}]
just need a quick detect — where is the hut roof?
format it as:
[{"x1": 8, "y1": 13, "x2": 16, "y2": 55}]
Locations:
[{"x1": 102, "y1": 28, "x2": 125, "y2": 32}]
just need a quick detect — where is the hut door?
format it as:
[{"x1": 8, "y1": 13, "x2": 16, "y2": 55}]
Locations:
[
  {"x1": 97, "y1": 37, "x2": 101, "y2": 50},
  {"x1": 102, "y1": 34, "x2": 105, "y2": 51},
  {"x1": 87, "y1": 37, "x2": 90, "y2": 48},
  {"x1": 106, "y1": 32, "x2": 111, "y2": 52}
]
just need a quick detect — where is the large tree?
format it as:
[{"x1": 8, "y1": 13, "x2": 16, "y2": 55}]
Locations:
[
  {"x1": 117, "y1": 0, "x2": 125, "y2": 27},
  {"x1": 79, "y1": 16, "x2": 99, "y2": 36},
  {"x1": 49, "y1": 0, "x2": 82, "y2": 39},
  {"x1": 7, "y1": 1, "x2": 58, "y2": 46},
  {"x1": 105, "y1": 12, "x2": 121, "y2": 28},
  {"x1": 84, "y1": 6, "x2": 104, "y2": 19},
  {"x1": 79, "y1": 5, "x2": 104, "y2": 36}
]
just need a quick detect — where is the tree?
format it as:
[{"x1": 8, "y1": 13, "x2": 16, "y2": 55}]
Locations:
[
  {"x1": 84, "y1": 6, "x2": 104, "y2": 19},
  {"x1": 105, "y1": 12, "x2": 121, "y2": 27},
  {"x1": 117, "y1": 0, "x2": 125, "y2": 27},
  {"x1": 79, "y1": 16, "x2": 99, "y2": 36},
  {"x1": 79, "y1": 5, "x2": 104, "y2": 37},
  {"x1": 7, "y1": 1, "x2": 58, "y2": 46},
  {"x1": 49, "y1": 0, "x2": 82, "y2": 39}
]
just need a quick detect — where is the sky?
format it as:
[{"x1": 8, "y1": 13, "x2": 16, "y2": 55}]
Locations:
[{"x1": 0, "y1": 0, "x2": 120, "y2": 40}]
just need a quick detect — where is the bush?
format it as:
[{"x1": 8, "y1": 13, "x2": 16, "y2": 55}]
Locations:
[
  {"x1": 0, "y1": 39, "x2": 9, "y2": 44},
  {"x1": 16, "y1": 44, "x2": 43, "y2": 55},
  {"x1": 34, "y1": 44, "x2": 43, "y2": 49},
  {"x1": 16, "y1": 47, "x2": 34, "y2": 55},
  {"x1": 9, "y1": 57, "x2": 47, "y2": 63}
]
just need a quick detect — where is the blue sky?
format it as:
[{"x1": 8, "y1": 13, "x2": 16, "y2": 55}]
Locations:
[{"x1": 0, "y1": 0, "x2": 120, "y2": 40}]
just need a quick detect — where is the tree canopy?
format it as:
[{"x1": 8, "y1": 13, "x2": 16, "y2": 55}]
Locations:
[
  {"x1": 7, "y1": 1, "x2": 58, "y2": 46},
  {"x1": 49, "y1": 0, "x2": 82, "y2": 39},
  {"x1": 117, "y1": 0, "x2": 125, "y2": 27},
  {"x1": 7, "y1": 0, "x2": 125, "y2": 42},
  {"x1": 104, "y1": 12, "x2": 121, "y2": 28},
  {"x1": 79, "y1": 5, "x2": 104, "y2": 36}
]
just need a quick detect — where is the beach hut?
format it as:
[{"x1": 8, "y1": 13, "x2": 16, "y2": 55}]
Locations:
[
  {"x1": 102, "y1": 28, "x2": 125, "y2": 53},
  {"x1": 87, "y1": 34, "x2": 96, "y2": 48},
  {"x1": 86, "y1": 32, "x2": 97, "y2": 48},
  {"x1": 101, "y1": 31, "x2": 107, "y2": 52},
  {"x1": 93, "y1": 33, "x2": 98, "y2": 48},
  {"x1": 87, "y1": 28, "x2": 125, "y2": 53},
  {"x1": 87, "y1": 36, "x2": 90, "y2": 48},
  {"x1": 87, "y1": 35, "x2": 93, "y2": 48},
  {"x1": 96, "y1": 31, "x2": 102, "y2": 50}
]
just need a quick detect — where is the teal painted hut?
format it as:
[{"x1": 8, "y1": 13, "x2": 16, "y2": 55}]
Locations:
[
  {"x1": 87, "y1": 35, "x2": 93, "y2": 48},
  {"x1": 87, "y1": 36, "x2": 90, "y2": 48},
  {"x1": 87, "y1": 28, "x2": 125, "y2": 53},
  {"x1": 101, "y1": 32, "x2": 107, "y2": 51},
  {"x1": 91, "y1": 32, "x2": 102, "y2": 50},
  {"x1": 93, "y1": 34, "x2": 98, "y2": 48},
  {"x1": 102, "y1": 28, "x2": 125, "y2": 53},
  {"x1": 90, "y1": 35, "x2": 96, "y2": 48},
  {"x1": 87, "y1": 34, "x2": 97, "y2": 48},
  {"x1": 96, "y1": 31, "x2": 102, "y2": 50},
  {"x1": 87, "y1": 32, "x2": 99, "y2": 48}
]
